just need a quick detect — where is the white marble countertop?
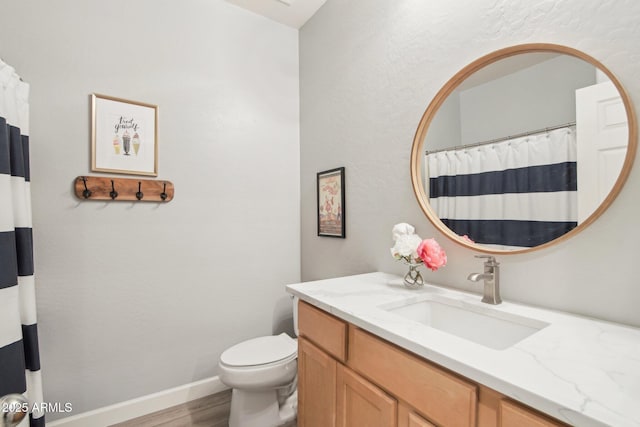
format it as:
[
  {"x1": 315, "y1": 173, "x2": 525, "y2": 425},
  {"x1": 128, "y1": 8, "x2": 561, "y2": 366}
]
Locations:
[{"x1": 286, "y1": 272, "x2": 640, "y2": 427}]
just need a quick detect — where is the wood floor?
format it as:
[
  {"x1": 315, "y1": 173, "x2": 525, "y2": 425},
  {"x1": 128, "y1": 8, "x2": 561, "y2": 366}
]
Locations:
[{"x1": 110, "y1": 389, "x2": 297, "y2": 427}]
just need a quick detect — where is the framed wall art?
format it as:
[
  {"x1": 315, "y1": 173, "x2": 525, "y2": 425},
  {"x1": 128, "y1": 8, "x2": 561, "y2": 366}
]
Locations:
[
  {"x1": 91, "y1": 93, "x2": 158, "y2": 176},
  {"x1": 317, "y1": 167, "x2": 345, "y2": 238}
]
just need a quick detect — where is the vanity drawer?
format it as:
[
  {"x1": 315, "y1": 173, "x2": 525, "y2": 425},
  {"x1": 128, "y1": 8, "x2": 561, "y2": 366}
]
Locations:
[
  {"x1": 348, "y1": 326, "x2": 477, "y2": 427},
  {"x1": 499, "y1": 399, "x2": 568, "y2": 427},
  {"x1": 298, "y1": 300, "x2": 347, "y2": 362}
]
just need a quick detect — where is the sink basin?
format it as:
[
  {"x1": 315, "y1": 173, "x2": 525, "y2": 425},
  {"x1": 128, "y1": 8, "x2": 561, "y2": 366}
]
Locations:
[{"x1": 381, "y1": 297, "x2": 549, "y2": 350}]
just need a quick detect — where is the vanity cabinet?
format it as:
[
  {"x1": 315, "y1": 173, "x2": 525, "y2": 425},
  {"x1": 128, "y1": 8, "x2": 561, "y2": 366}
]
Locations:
[
  {"x1": 336, "y1": 363, "x2": 397, "y2": 427},
  {"x1": 298, "y1": 337, "x2": 337, "y2": 427},
  {"x1": 349, "y1": 325, "x2": 477, "y2": 426},
  {"x1": 297, "y1": 300, "x2": 567, "y2": 427}
]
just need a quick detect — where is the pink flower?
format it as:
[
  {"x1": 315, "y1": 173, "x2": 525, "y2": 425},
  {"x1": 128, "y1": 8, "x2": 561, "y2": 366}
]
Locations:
[
  {"x1": 460, "y1": 234, "x2": 474, "y2": 243},
  {"x1": 416, "y1": 238, "x2": 447, "y2": 271}
]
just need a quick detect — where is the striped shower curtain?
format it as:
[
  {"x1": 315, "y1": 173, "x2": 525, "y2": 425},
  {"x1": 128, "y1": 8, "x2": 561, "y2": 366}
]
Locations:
[
  {"x1": 0, "y1": 60, "x2": 45, "y2": 426},
  {"x1": 427, "y1": 127, "x2": 578, "y2": 249}
]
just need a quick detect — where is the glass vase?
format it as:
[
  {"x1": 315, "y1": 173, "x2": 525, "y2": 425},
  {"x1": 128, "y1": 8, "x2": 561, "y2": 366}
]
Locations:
[{"x1": 403, "y1": 262, "x2": 424, "y2": 289}]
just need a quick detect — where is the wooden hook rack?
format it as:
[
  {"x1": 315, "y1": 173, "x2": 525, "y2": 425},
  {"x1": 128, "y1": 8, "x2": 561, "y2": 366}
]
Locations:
[{"x1": 74, "y1": 176, "x2": 174, "y2": 202}]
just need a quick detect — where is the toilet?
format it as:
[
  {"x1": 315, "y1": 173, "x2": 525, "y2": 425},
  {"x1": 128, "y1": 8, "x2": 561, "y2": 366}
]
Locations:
[{"x1": 218, "y1": 298, "x2": 299, "y2": 427}]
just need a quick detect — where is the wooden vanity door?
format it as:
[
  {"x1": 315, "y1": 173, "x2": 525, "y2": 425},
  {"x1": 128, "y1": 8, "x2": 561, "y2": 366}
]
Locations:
[
  {"x1": 398, "y1": 403, "x2": 436, "y2": 427},
  {"x1": 336, "y1": 364, "x2": 397, "y2": 427},
  {"x1": 298, "y1": 337, "x2": 337, "y2": 427}
]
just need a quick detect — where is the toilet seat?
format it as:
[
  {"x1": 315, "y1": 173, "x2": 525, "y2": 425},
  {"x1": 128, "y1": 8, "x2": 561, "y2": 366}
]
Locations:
[{"x1": 220, "y1": 333, "x2": 297, "y2": 367}]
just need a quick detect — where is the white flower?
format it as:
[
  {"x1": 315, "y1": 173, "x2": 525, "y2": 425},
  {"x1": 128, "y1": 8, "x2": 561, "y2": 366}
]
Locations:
[
  {"x1": 390, "y1": 233, "x2": 422, "y2": 259},
  {"x1": 391, "y1": 223, "x2": 415, "y2": 242}
]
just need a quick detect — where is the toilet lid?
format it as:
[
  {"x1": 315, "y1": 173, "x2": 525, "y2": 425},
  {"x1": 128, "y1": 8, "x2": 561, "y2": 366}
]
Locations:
[{"x1": 220, "y1": 333, "x2": 297, "y2": 367}]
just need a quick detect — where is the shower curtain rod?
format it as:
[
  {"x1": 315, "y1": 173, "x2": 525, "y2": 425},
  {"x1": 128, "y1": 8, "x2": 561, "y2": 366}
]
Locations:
[{"x1": 425, "y1": 121, "x2": 576, "y2": 155}]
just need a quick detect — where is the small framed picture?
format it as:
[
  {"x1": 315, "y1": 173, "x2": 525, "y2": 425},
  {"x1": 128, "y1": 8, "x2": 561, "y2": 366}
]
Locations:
[
  {"x1": 317, "y1": 167, "x2": 345, "y2": 238},
  {"x1": 91, "y1": 93, "x2": 158, "y2": 176}
]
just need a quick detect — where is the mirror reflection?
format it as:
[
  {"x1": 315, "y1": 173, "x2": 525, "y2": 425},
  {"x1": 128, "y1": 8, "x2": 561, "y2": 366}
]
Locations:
[{"x1": 413, "y1": 46, "x2": 635, "y2": 253}]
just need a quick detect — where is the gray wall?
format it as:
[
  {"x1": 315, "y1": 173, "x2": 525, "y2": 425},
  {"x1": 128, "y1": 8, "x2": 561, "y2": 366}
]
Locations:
[
  {"x1": 423, "y1": 93, "x2": 462, "y2": 152},
  {"x1": 0, "y1": 0, "x2": 299, "y2": 419},
  {"x1": 459, "y1": 55, "x2": 595, "y2": 144},
  {"x1": 300, "y1": 0, "x2": 640, "y2": 327},
  {"x1": 426, "y1": 55, "x2": 595, "y2": 151}
]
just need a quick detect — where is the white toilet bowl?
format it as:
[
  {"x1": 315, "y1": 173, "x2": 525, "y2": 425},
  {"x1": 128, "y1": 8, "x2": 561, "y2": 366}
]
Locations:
[{"x1": 219, "y1": 333, "x2": 298, "y2": 427}]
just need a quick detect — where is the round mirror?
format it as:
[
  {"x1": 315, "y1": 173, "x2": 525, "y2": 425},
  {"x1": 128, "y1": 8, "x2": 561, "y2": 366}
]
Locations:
[{"x1": 411, "y1": 44, "x2": 637, "y2": 254}]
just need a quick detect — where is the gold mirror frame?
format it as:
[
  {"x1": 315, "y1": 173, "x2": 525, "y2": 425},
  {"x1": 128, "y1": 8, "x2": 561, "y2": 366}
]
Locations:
[{"x1": 410, "y1": 43, "x2": 637, "y2": 254}]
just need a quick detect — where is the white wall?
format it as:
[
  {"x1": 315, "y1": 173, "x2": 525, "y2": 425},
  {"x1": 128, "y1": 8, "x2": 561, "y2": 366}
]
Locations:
[
  {"x1": 300, "y1": 0, "x2": 640, "y2": 327},
  {"x1": 0, "y1": 0, "x2": 299, "y2": 420}
]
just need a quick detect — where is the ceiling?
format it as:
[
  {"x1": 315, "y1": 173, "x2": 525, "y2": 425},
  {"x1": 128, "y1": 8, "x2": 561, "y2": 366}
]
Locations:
[{"x1": 225, "y1": 0, "x2": 326, "y2": 29}]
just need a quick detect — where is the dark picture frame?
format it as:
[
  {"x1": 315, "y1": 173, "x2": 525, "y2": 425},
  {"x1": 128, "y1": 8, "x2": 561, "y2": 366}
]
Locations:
[{"x1": 317, "y1": 167, "x2": 345, "y2": 238}]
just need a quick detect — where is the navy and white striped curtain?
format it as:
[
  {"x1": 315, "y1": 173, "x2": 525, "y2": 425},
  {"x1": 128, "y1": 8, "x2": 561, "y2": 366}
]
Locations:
[
  {"x1": 427, "y1": 127, "x2": 578, "y2": 249},
  {"x1": 0, "y1": 60, "x2": 44, "y2": 426}
]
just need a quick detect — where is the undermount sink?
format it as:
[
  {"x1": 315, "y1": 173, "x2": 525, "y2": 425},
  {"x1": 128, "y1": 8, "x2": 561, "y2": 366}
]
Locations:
[{"x1": 381, "y1": 296, "x2": 549, "y2": 350}]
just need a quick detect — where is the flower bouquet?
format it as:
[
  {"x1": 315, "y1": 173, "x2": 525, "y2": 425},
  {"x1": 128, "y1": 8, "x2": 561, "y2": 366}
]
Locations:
[{"x1": 390, "y1": 223, "x2": 447, "y2": 288}]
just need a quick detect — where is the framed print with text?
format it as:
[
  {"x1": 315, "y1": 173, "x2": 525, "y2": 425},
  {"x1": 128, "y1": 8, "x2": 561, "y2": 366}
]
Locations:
[{"x1": 91, "y1": 93, "x2": 158, "y2": 176}]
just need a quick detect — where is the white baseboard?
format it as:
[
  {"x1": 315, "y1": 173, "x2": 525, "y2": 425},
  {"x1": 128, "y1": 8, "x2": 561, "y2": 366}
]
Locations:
[{"x1": 47, "y1": 376, "x2": 229, "y2": 427}]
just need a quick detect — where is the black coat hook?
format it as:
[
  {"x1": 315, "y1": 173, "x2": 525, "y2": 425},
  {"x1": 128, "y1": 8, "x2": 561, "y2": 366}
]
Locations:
[
  {"x1": 136, "y1": 182, "x2": 144, "y2": 200},
  {"x1": 160, "y1": 182, "x2": 168, "y2": 201},
  {"x1": 81, "y1": 177, "x2": 92, "y2": 199},
  {"x1": 109, "y1": 180, "x2": 118, "y2": 199}
]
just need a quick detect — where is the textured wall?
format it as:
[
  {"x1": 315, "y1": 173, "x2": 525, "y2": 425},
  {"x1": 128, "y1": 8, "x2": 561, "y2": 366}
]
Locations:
[
  {"x1": 300, "y1": 0, "x2": 640, "y2": 326},
  {"x1": 0, "y1": 0, "x2": 299, "y2": 419}
]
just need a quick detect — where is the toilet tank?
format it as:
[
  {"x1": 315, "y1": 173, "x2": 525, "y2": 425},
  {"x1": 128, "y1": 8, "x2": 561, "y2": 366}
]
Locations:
[{"x1": 293, "y1": 296, "x2": 299, "y2": 336}]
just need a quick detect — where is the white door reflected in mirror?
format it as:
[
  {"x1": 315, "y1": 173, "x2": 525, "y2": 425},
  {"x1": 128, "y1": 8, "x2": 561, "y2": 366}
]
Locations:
[{"x1": 576, "y1": 81, "x2": 628, "y2": 223}]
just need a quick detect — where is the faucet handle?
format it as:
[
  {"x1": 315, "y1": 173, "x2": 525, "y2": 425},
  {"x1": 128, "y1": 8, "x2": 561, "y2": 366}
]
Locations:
[{"x1": 475, "y1": 255, "x2": 498, "y2": 265}]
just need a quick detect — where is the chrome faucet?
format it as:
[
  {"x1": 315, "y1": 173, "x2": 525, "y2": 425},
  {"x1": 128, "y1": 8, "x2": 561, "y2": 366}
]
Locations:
[{"x1": 467, "y1": 255, "x2": 502, "y2": 305}]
